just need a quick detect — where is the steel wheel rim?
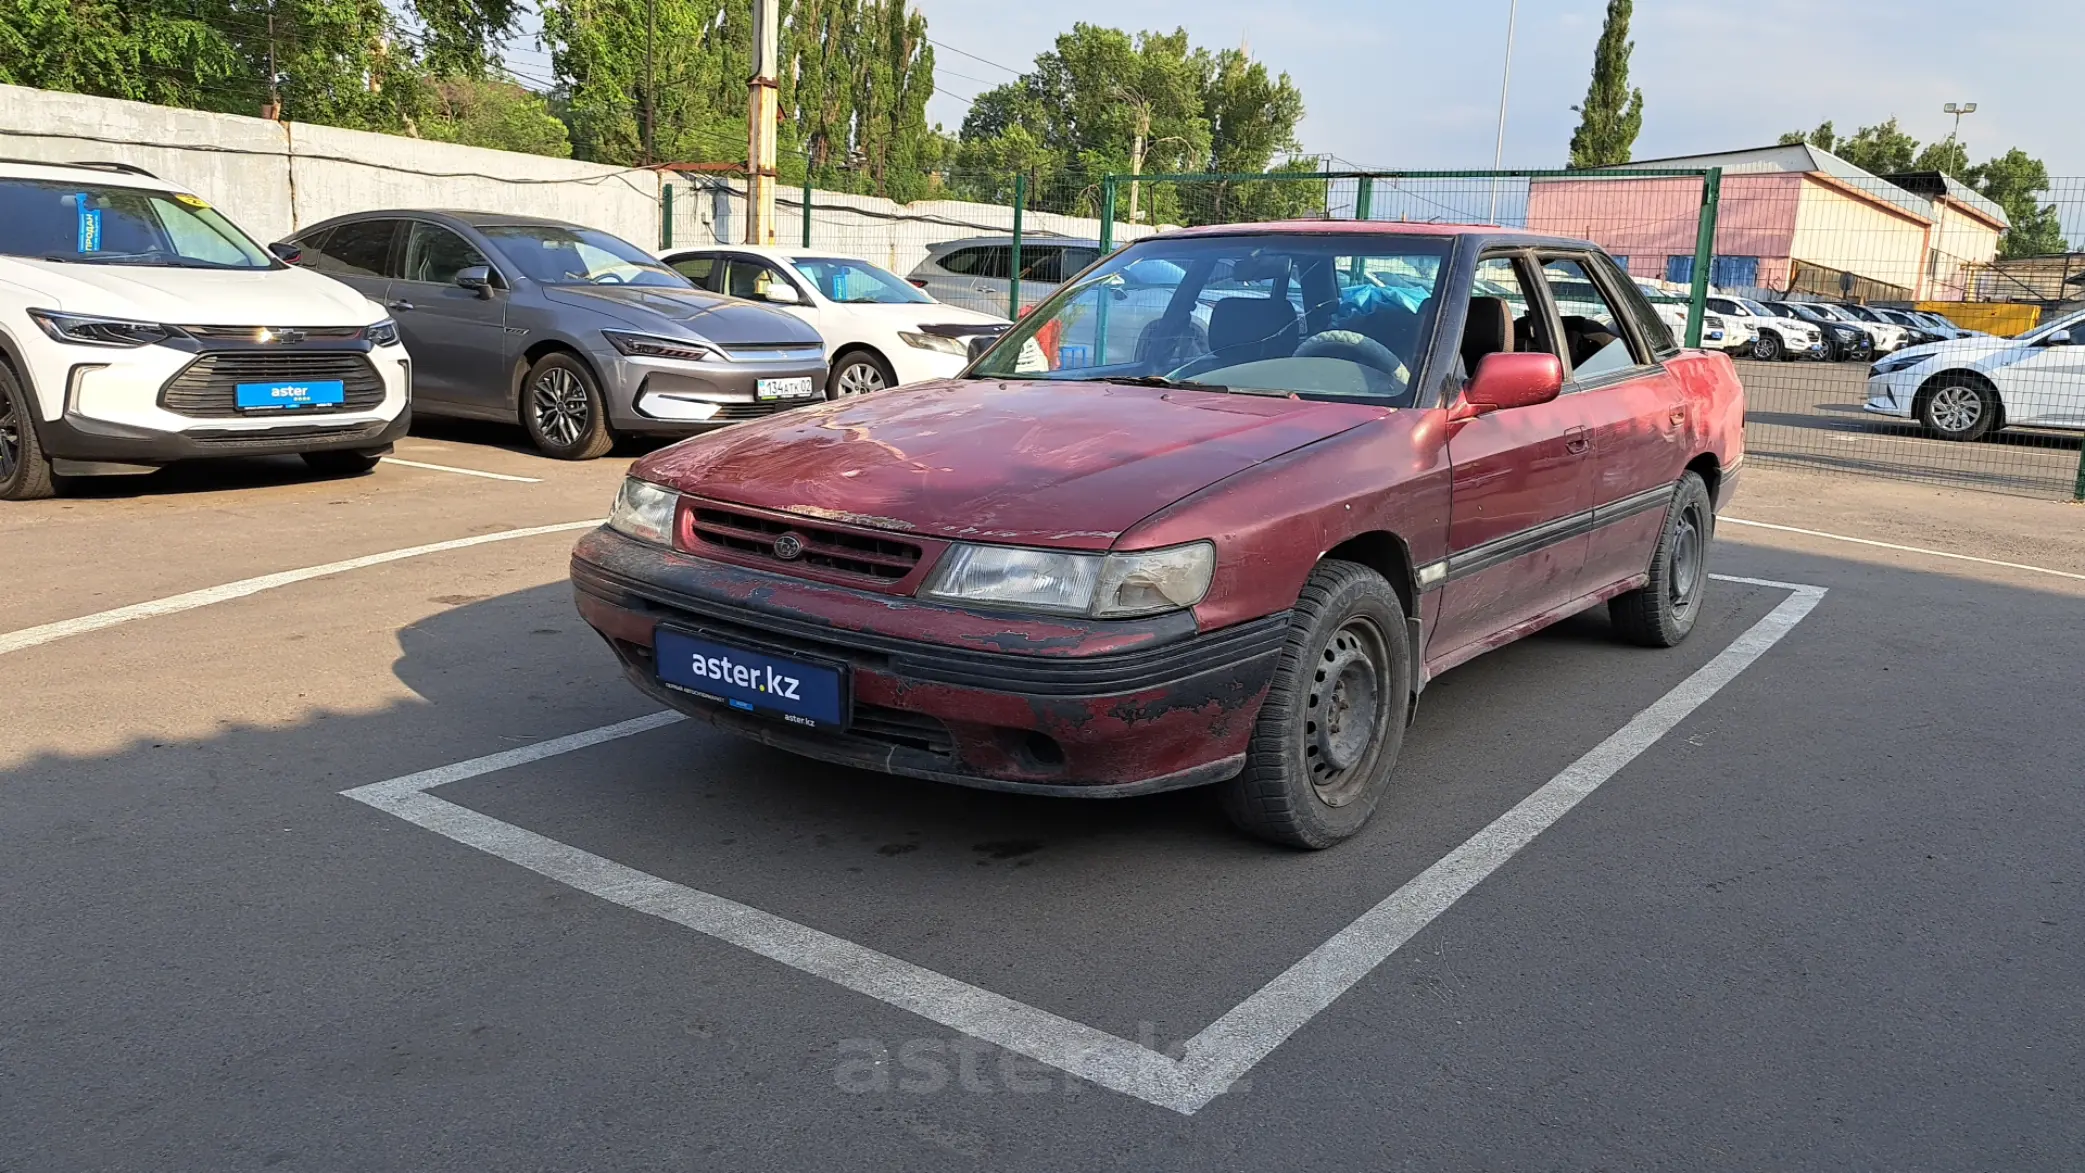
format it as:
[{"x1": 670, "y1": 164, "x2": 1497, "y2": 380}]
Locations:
[
  {"x1": 1757, "y1": 334, "x2": 1778, "y2": 359},
  {"x1": 1930, "y1": 385, "x2": 1981, "y2": 434},
  {"x1": 836, "y1": 361, "x2": 886, "y2": 396},
  {"x1": 1670, "y1": 504, "x2": 1706, "y2": 611},
  {"x1": 0, "y1": 385, "x2": 19, "y2": 483},
  {"x1": 531, "y1": 367, "x2": 591, "y2": 447},
  {"x1": 1303, "y1": 616, "x2": 1391, "y2": 807}
]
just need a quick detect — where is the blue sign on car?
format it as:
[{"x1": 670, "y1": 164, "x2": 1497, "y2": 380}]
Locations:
[
  {"x1": 654, "y1": 628, "x2": 848, "y2": 729},
  {"x1": 235, "y1": 380, "x2": 346, "y2": 410}
]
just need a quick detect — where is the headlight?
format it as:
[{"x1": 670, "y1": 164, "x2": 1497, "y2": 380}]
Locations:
[
  {"x1": 364, "y1": 318, "x2": 400, "y2": 347},
  {"x1": 923, "y1": 541, "x2": 1215, "y2": 618},
  {"x1": 1870, "y1": 353, "x2": 1925, "y2": 377},
  {"x1": 898, "y1": 330, "x2": 970, "y2": 357},
  {"x1": 604, "y1": 330, "x2": 721, "y2": 362},
  {"x1": 28, "y1": 309, "x2": 177, "y2": 348},
  {"x1": 607, "y1": 478, "x2": 679, "y2": 546}
]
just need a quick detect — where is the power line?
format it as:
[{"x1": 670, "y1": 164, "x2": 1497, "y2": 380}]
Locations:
[{"x1": 925, "y1": 36, "x2": 1022, "y2": 77}]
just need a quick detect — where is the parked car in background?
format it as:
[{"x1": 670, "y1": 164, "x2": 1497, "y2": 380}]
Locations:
[
  {"x1": 0, "y1": 159, "x2": 409, "y2": 500},
  {"x1": 279, "y1": 211, "x2": 826, "y2": 459},
  {"x1": 660, "y1": 245, "x2": 1006, "y2": 397},
  {"x1": 1834, "y1": 304, "x2": 1912, "y2": 353},
  {"x1": 1865, "y1": 308, "x2": 2085, "y2": 441},
  {"x1": 574, "y1": 222, "x2": 1745, "y2": 848},
  {"x1": 1706, "y1": 295, "x2": 1826, "y2": 361},
  {"x1": 1895, "y1": 309, "x2": 1983, "y2": 341},
  {"x1": 1635, "y1": 285, "x2": 1750, "y2": 354},
  {"x1": 1773, "y1": 302, "x2": 1872, "y2": 362},
  {"x1": 1871, "y1": 308, "x2": 1945, "y2": 347},
  {"x1": 906, "y1": 236, "x2": 1103, "y2": 318}
]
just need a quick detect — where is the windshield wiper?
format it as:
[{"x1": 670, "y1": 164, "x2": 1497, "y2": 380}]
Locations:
[
  {"x1": 1092, "y1": 374, "x2": 1231, "y2": 392},
  {"x1": 41, "y1": 252, "x2": 173, "y2": 265}
]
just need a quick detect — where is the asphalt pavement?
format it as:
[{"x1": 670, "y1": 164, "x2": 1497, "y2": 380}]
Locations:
[{"x1": 3, "y1": 428, "x2": 2081, "y2": 1171}]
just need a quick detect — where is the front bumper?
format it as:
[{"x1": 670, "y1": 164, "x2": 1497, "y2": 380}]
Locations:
[
  {"x1": 592, "y1": 345, "x2": 831, "y2": 434},
  {"x1": 570, "y1": 527, "x2": 1285, "y2": 796},
  {"x1": 1863, "y1": 369, "x2": 1921, "y2": 419}
]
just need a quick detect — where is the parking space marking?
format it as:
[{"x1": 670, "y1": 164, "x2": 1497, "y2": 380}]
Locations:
[
  {"x1": 0, "y1": 520, "x2": 599, "y2": 657},
  {"x1": 1723, "y1": 517, "x2": 2085, "y2": 582},
  {"x1": 382, "y1": 457, "x2": 543, "y2": 484},
  {"x1": 342, "y1": 574, "x2": 1826, "y2": 1115}
]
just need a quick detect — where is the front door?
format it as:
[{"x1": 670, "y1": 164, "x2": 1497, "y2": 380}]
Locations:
[
  {"x1": 1540, "y1": 253, "x2": 1691, "y2": 592},
  {"x1": 1994, "y1": 327, "x2": 2085, "y2": 428},
  {"x1": 392, "y1": 221, "x2": 508, "y2": 414},
  {"x1": 1431, "y1": 253, "x2": 1592, "y2": 665}
]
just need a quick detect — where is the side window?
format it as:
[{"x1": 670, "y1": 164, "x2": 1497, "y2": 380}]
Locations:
[
  {"x1": 1540, "y1": 257, "x2": 1644, "y2": 379},
  {"x1": 309, "y1": 220, "x2": 399, "y2": 278},
  {"x1": 1463, "y1": 254, "x2": 1556, "y2": 375},
  {"x1": 1706, "y1": 297, "x2": 1738, "y2": 315},
  {"x1": 670, "y1": 254, "x2": 718, "y2": 289},
  {"x1": 1019, "y1": 247, "x2": 1066, "y2": 284},
  {"x1": 285, "y1": 227, "x2": 332, "y2": 269},
  {"x1": 722, "y1": 258, "x2": 792, "y2": 300},
  {"x1": 1594, "y1": 252, "x2": 1676, "y2": 357},
  {"x1": 401, "y1": 222, "x2": 490, "y2": 285},
  {"x1": 938, "y1": 247, "x2": 986, "y2": 277}
]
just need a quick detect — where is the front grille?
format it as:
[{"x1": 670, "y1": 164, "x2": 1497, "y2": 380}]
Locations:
[
  {"x1": 180, "y1": 325, "x2": 367, "y2": 342},
  {"x1": 183, "y1": 421, "x2": 389, "y2": 448},
  {"x1": 690, "y1": 506, "x2": 922, "y2": 581},
  {"x1": 848, "y1": 705, "x2": 956, "y2": 758},
  {"x1": 160, "y1": 351, "x2": 385, "y2": 418},
  {"x1": 710, "y1": 401, "x2": 814, "y2": 422}
]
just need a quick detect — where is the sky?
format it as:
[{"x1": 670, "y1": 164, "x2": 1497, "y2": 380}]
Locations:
[{"x1": 911, "y1": 0, "x2": 2081, "y2": 193}]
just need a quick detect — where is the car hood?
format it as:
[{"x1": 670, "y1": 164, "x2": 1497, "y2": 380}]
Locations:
[
  {"x1": 635, "y1": 379, "x2": 1391, "y2": 550},
  {"x1": 0, "y1": 258, "x2": 381, "y2": 325},
  {"x1": 1889, "y1": 337, "x2": 2015, "y2": 364},
  {"x1": 542, "y1": 284, "x2": 821, "y2": 343},
  {"x1": 828, "y1": 301, "x2": 1008, "y2": 328}
]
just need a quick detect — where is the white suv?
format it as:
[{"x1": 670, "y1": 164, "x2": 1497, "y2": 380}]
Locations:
[
  {"x1": 0, "y1": 159, "x2": 409, "y2": 499},
  {"x1": 906, "y1": 236, "x2": 1104, "y2": 318},
  {"x1": 1705, "y1": 295, "x2": 1828, "y2": 362}
]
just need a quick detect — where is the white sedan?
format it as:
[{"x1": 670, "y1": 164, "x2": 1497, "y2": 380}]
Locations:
[
  {"x1": 1864, "y1": 309, "x2": 2085, "y2": 440},
  {"x1": 661, "y1": 245, "x2": 1007, "y2": 396}
]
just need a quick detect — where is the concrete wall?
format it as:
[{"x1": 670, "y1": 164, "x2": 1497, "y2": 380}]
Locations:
[{"x1": 0, "y1": 84, "x2": 664, "y2": 247}]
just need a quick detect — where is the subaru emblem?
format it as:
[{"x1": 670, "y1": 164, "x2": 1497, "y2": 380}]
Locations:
[{"x1": 772, "y1": 532, "x2": 805, "y2": 561}]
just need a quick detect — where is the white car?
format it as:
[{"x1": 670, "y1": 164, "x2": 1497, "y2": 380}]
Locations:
[
  {"x1": 1864, "y1": 309, "x2": 2085, "y2": 440},
  {"x1": 0, "y1": 159, "x2": 408, "y2": 500},
  {"x1": 1705, "y1": 295, "x2": 1828, "y2": 361},
  {"x1": 662, "y1": 245, "x2": 1007, "y2": 395},
  {"x1": 1635, "y1": 286, "x2": 1750, "y2": 353},
  {"x1": 1796, "y1": 301, "x2": 1907, "y2": 355},
  {"x1": 906, "y1": 236, "x2": 1104, "y2": 319}
]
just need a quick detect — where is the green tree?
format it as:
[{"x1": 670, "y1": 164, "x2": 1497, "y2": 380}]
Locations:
[
  {"x1": 408, "y1": 0, "x2": 522, "y2": 77},
  {"x1": 1778, "y1": 121, "x2": 1837, "y2": 153},
  {"x1": 0, "y1": 0, "x2": 240, "y2": 110},
  {"x1": 416, "y1": 77, "x2": 570, "y2": 155},
  {"x1": 1967, "y1": 148, "x2": 2068, "y2": 258},
  {"x1": 1567, "y1": 0, "x2": 1643, "y2": 168},
  {"x1": 1831, "y1": 116, "x2": 1920, "y2": 175}
]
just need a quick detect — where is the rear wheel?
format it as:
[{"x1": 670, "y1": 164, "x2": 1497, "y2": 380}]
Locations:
[
  {"x1": 0, "y1": 363, "x2": 57, "y2": 501},
  {"x1": 828, "y1": 351, "x2": 893, "y2": 398},
  {"x1": 1219, "y1": 560, "x2": 1411, "y2": 850},
  {"x1": 523, "y1": 352, "x2": 615, "y2": 460},
  {"x1": 1751, "y1": 330, "x2": 1782, "y2": 362},
  {"x1": 1610, "y1": 472, "x2": 1712, "y2": 648},
  {"x1": 1918, "y1": 377, "x2": 1999, "y2": 442},
  {"x1": 301, "y1": 449, "x2": 385, "y2": 476}
]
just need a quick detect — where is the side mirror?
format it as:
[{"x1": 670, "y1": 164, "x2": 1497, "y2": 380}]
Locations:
[
  {"x1": 764, "y1": 282, "x2": 803, "y2": 306},
  {"x1": 1456, "y1": 352, "x2": 1564, "y2": 419},
  {"x1": 965, "y1": 334, "x2": 999, "y2": 363},
  {"x1": 2044, "y1": 328, "x2": 2073, "y2": 347},
  {"x1": 269, "y1": 241, "x2": 303, "y2": 264},
  {"x1": 456, "y1": 265, "x2": 493, "y2": 296}
]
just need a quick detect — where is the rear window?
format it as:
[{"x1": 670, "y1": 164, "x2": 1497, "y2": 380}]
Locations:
[
  {"x1": 308, "y1": 220, "x2": 400, "y2": 278},
  {"x1": 938, "y1": 246, "x2": 1008, "y2": 279}
]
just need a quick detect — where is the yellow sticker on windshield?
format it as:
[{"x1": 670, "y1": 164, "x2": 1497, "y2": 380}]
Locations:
[{"x1": 174, "y1": 193, "x2": 209, "y2": 209}]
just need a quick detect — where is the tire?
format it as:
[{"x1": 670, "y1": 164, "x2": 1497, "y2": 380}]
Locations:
[
  {"x1": 1751, "y1": 330, "x2": 1782, "y2": 362},
  {"x1": 828, "y1": 351, "x2": 893, "y2": 398},
  {"x1": 301, "y1": 449, "x2": 384, "y2": 476},
  {"x1": 0, "y1": 362, "x2": 58, "y2": 501},
  {"x1": 1917, "y1": 376, "x2": 1999, "y2": 442},
  {"x1": 522, "y1": 352, "x2": 615, "y2": 460},
  {"x1": 1609, "y1": 472, "x2": 1713, "y2": 648},
  {"x1": 1219, "y1": 560, "x2": 1412, "y2": 849}
]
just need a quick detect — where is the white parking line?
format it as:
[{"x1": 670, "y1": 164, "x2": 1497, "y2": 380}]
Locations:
[
  {"x1": 1722, "y1": 517, "x2": 2085, "y2": 583},
  {"x1": 383, "y1": 457, "x2": 543, "y2": 484},
  {"x1": 0, "y1": 520, "x2": 600, "y2": 657},
  {"x1": 343, "y1": 573, "x2": 1826, "y2": 1115}
]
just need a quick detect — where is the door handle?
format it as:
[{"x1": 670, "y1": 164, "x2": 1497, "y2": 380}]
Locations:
[
  {"x1": 388, "y1": 299, "x2": 416, "y2": 312},
  {"x1": 1669, "y1": 408, "x2": 1687, "y2": 425},
  {"x1": 1564, "y1": 426, "x2": 1590, "y2": 454}
]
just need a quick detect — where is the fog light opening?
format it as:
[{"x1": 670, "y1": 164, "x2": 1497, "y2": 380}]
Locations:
[{"x1": 1016, "y1": 731, "x2": 1066, "y2": 772}]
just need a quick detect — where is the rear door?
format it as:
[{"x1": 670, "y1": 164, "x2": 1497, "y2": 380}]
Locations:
[
  {"x1": 1430, "y1": 252, "x2": 1593, "y2": 664},
  {"x1": 393, "y1": 220, "x2": 508, "y2": 413},
  {"x1": 666, "y1": 251, "x2": 725, "y2": 293},
  {"x1": 1541, "y1": 251, "x2": 1691, "y2": 594},
  {"x1": 299, "y1": 218, "x2": 401, "y2": 308}
]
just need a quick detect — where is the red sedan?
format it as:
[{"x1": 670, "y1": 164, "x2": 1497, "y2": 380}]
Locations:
[{"x1": 571, "y1": 222, "x2": 1745, "y2": 848}]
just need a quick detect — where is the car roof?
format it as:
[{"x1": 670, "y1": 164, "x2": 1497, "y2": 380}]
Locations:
[
  {"x1": 928, "y1": 235, "x2": 1101, "y2": 250},
  {"x1": 0, "y1": 157, "x2": 184, "y2": 193},
  {"x1": 1160, "y1": 219, "x2": 1604, "y2": 252},
  {"x1": 307, "y1": 209, "x2": 591, "y2": 232}
]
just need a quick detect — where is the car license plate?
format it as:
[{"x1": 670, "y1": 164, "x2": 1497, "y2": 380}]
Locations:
[
  {"x1": 654, "y1": 628, "x2": 848, "y2": 729},
  {"x1": 235, "y1": 379, "x2": 346, "y2": 411},
  {"x1": 756, "y1": 376, "x2": 817, "y2": 401}
]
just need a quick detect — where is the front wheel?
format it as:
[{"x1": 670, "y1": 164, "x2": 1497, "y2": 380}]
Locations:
[
  {"x1": 0, "y1": 364, "x2": 58, "y2": 501},
  {"x1": 828, "y1": 352, "x2": 893, "y2": 398},
  {"x1": 1751, "y1": 331, "x2": 1782, "y2": 362},
  {"x1": 1219, "y1": 560, "x2": 1412, "y2": 849},
  {"x1": 523, "y1": 353, "x2": 615, "y2": 460},
  {"x1": 1610, "y1": 472, "x2": 1713, "y2": 648},
  {"x1": 1918, "y1": 378, "x2": 1999, "y2": 442}
]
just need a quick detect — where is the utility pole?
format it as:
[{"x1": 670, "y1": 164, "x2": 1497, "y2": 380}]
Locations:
[
  {"x1": 641, "y1": 0, "x2": 657, "y2": 165},
  {"x1": 264, "y1": 2, "x2": 281, "y2": 120},
  {"x1": 1128, "y1": 103, "x2": 1149, "y2": 227},
  {"x1": 746, "y1": 0, "x2": 780, "y2": 245},
  {"x1": 1488, "y1": 0, "x2": 1518, "y2": 222}
]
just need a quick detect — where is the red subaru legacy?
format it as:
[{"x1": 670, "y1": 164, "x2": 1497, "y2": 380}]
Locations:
[{"x1": 571, "y1": 222, "x2": 1744, "y2": 847}]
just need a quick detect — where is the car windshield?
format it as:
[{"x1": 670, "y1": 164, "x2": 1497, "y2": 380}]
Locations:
[
  {"x1": 0, "y1": 177, "x2": 275, "y2": 269},
  {"x1": 789, "y1": 256, "x2": 932, "y2": 304},
  {"x1": 1737, "y1": 298, "x2": 1772, "y2": 316},
  {"x1": 478, "y1": 223, "x2": 689, "y2": 288},
  {"x1": 969, "y1": 232, "x2": 1453, "y2": 406}
]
